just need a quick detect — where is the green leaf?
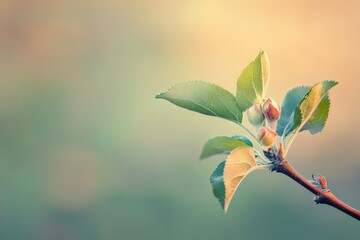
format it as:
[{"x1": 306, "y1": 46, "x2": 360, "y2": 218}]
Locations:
[
  {"x1": 200, "y1": 136, "x2": 253, "y2": 160},
  {"x1": 156, "y1": 81, "x2": 243, "y2": 124},
  {"x1": 210, "y1": 161, "x2": 226, "y2": 209},
  {"x1": 289, "y1": 81, "x2": 337, "y2": 134},
  {"x1": 284, "y1": 80, "x2": 338, "y2": 155},
  {"x1": 276, "y1": 86, "x2": 311, "y2": 136},
  {"x1": 223, "y1": 146, "x2": 258, "y2": 212},
  {"x1": 236, "y1": 50, "x2": 270, "y2": 111},
  {"x1": 301, "y1": 95, "x2": 330, "y2": 134}
]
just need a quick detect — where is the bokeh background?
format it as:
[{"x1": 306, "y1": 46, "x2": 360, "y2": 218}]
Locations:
[{"x1": 0, "y1": 0, "x2": 359, "y2": 239}]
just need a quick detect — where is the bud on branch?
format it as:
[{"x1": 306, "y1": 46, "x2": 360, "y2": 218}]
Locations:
[
  {"x1": 262, "y1": 97, "x2": 280, "y2": 128},
  {"x1": 257, "y1": 127, "x2": 277, "y2": 147},
  {"x1": 246, "y1": 103, "x2": 265, "y2": 127}
]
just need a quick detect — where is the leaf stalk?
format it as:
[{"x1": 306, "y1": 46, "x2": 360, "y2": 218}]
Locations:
[{"x1": 236, "y1": 123, "x2": 269, "y2": 161}]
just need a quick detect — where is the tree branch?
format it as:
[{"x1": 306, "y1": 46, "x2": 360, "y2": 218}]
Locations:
[{"x1": 276, "y1": 160, "x2": 360, "y2": 221}]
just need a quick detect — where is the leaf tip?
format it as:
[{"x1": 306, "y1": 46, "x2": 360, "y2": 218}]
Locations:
[
  {"x1": 328, "y1": 80, "x2": 339, "y2": 85},
  {"x1": 224, "y1": 204, "x2": 229, "y2": 213},
  {"x1": 199, "y1": 154, "x2": 206, "y2": 160},
  {"x1": 155, "y1": 93, "x2": 166, "y2": 99},
  {"x1": 322, "y1": 80, "x2": 339, "y2": 89},
  {"x1": 258, "y1": 49, "x2": 269, "y2": 58}
]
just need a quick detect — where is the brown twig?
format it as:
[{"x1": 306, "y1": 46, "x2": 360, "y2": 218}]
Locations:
[{"x1": 276, "y1": 160, "x2": 360, "y2": 221}]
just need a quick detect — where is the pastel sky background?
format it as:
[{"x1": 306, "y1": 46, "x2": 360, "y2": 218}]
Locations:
[{"x1": 0, "y1": 0, "x2": 359, "y2": 239}]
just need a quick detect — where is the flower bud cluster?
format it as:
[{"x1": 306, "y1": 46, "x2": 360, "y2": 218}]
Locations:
[{"x1": 246, "y1": 97, "x2": 281, "y2": 148}]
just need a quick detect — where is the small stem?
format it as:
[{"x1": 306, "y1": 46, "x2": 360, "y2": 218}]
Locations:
[
  {"x1": 237, "y1": 123, "x2": 259, "y2": 145},
  {"x1": 276, "y1": 160, "x2": 360, "y2": 221},
  {"x1": 255, "y1": 165, "x2": 272, "y2": 170},
  {"x1": 236, "y1": 123, "x2": 268, "y2": 161},
  {"x1": 254, "y1": 149, "x2": 271, "y2": 165},
  {"x1": 284, "y1": 134, "x2": 296, "y2": 156}
]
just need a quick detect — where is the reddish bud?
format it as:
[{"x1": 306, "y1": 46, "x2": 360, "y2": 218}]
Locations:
[
  {"x1": 262, "y1": 97, "x2": 281, "y2": 123},
  {"x1": 312, "y1": 174, "x2": 327, "y2": 189},
  {"x1": 246, "y1": 103, "x2": 265, "y2": 127},
  {"x1": 257, "y1": 127, "x2": 277, "y2": 147}
]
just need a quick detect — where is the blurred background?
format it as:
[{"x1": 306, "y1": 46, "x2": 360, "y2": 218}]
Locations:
[{"x1": 0, "y1": 0, "x2": 359, "y2": 239}]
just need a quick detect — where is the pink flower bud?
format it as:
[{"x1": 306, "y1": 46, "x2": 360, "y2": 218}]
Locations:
[
  {"x1": 257, "y1": 127, "x2": 277, "y2": 147},
  {"x1": 262, "y1": 97, "x2": 281, "y2": 123},
  {"x1": 246, "y1": 103, "x2": 265, "y2": 127}
]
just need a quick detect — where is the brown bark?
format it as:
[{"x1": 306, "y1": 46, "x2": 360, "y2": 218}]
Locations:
[{"x1": 276, "y1": 160, "x2": 360, "y2": 221}]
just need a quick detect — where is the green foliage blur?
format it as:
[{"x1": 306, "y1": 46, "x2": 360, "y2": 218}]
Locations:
[{"x1": 0, "y1": 1, "x2": 359, "y2": 239}]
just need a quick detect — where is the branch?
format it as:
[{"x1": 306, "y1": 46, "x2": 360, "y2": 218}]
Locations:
[{"x1": 276, "y1": 160, "x2": 360, "y2": 221}]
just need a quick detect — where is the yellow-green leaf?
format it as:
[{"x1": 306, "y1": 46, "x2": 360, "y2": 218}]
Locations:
[
  {"x1": 223, "y1": 146, "x2": 258, "y2": 212},
  {"x1": 300, "y1": 95, "x2": 330, "y2": 134},
  {"x1": 276, "y1": 86, "x2": 311, "y2": 136},
  {"x1": 284, "y1": 80, "x2": 338, "y2": 155},
  {"x1": 236, "y1": 50, "x2": 270, "y2": 111}
]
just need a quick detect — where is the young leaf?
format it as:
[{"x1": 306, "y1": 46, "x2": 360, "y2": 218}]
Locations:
[
  {"x1": 156, "y1": 81, "x2": 243, "y2": 124},
  {"x1": 236, "y1": 50, "x2": 270, "y2": 111},
  {"x1": 276, "y1": 86, "x2": 311, "y2": 136},
  {"x1": 223, "y1": 146, "x2": 258, "y2": 212},
  {"x1": 200, "y1": 136, "x2": 253, "y2": 160},
  {"x1": 210, "y1": 161, "x2": 226, "y2": 209},
  {"x1": 300, "y1": 95, "x2": 330, "y2": 134},
  {"x1": 284, "y1": 80, "x2": 338, "y2": 155}
]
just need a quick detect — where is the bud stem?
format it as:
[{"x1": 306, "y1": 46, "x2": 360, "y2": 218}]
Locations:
[
  {"x1": 276, "y1": 160, "x2": 360, "y2": 221},
  {"x1": 236, "y1": 122, "x2": 268, "y2": 160}
]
